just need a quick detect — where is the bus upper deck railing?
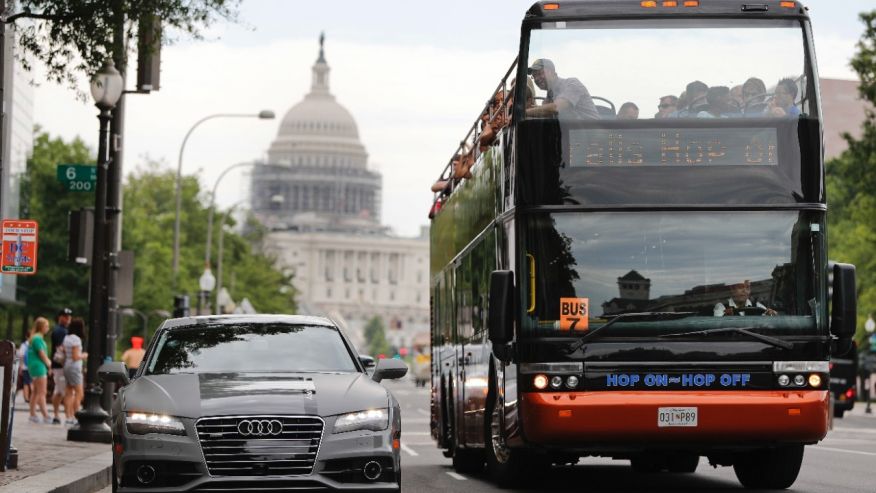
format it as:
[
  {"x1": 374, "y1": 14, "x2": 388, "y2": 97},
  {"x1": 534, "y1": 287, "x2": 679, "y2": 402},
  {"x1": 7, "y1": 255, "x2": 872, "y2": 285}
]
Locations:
[{"x1": 429, "y1": 58, "x2": 518, "y2": 219}]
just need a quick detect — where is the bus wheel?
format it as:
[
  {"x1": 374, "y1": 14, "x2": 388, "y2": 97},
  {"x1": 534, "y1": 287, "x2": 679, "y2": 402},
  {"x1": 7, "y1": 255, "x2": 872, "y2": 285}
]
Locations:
[
  {"x1": 484, "y1": 396, "x2": 548, "y2": 488},
  {"x1": 630, "y1": 455, "x2": 662, "y2": 473},
  {"x1": 667, "y1": 453, "x2": 699, "y2": 473},
  {"x1": 733, "y1": 445, "x2": 804, "y2": 490}
]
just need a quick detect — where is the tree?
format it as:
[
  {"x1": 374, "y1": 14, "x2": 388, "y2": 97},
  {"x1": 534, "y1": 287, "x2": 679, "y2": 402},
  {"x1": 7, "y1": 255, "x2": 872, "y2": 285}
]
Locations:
[
  {"x1": 364, "y1": 316, "x2": 391, "y2": 357},
  {"x1": 17, "y1": 131, "x2": 95, "y2": 318},
  {"x1": 826, "y1": 10, "x2": 876, "y2": 348},
  {"x1": 2, "y1": 0, "x2": 240, "y2": 90}
]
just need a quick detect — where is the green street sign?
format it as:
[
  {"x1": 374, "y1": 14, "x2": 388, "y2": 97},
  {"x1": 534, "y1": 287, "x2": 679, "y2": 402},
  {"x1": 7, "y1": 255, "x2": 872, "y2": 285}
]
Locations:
[{"x1": 57, "y1": 164, "x2": 97, "y2": 192}]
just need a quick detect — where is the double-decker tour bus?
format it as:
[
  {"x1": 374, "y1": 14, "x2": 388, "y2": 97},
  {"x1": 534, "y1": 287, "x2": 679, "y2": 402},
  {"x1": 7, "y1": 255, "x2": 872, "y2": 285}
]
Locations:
[{"x1": 428, "y1": 1, "x2": 857, "y2": 490}]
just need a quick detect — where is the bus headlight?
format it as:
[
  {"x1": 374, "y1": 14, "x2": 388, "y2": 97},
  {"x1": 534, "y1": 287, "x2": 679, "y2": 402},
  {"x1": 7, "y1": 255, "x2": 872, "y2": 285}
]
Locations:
[
  {"x1": 793, "y1": 375, "x2": 805, "y2": 386},
  {"x1": 550, "y1": 376, "x2": 563, "y2": 389},
  {"x1": 533, "y1": 374, "x2": 548, "y2": 390},
  {"x1": 566, "y1": 376, "x2": 579, "y2": 389},
  {"x1": 777, "y1": 374, "x2": 790, "y2": 387},
  {"x1": 808, "y1": 374, "x2": 822, "y2": 388}
]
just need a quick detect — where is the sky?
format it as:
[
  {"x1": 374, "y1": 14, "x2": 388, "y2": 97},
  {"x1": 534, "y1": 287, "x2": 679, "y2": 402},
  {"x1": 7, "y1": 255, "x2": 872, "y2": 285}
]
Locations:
[{"x1": 29, "y1": 0, "x2": 873, "y2": 237}]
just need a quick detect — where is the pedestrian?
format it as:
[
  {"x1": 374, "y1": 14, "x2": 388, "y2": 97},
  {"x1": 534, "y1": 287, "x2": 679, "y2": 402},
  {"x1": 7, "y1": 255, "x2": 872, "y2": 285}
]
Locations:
[
  {"x1": 17, "y1": 331, "x2": 33, "y2": 403},
  {"x1": 50, "y1": 307, "x2": 72, "y2": 425},
  {"x1": 27, "y1": 317, "x2": 52, "y2": 424},
  {"x1": 63, "y1": 318, "x2": 88, "y2": 426},
  {"x1": 121, "y1": 336, "x2": 146, "y2": 378}
]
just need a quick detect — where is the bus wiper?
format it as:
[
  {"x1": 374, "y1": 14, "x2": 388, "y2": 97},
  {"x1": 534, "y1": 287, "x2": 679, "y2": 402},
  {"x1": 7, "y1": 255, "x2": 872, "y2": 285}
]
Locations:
[
  {"x1": 565, "y1": 311, "x2": 697, "y2": 354},
  {"x1": 659, "y1": 327, "x2": 793, "y2": 350}
]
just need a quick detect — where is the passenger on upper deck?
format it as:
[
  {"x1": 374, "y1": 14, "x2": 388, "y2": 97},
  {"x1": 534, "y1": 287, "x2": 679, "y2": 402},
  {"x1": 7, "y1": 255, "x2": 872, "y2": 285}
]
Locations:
[
  {"x1": 617, "y1": 102, "x2": 639, "y2": 120},
  {"x1": 525, "y1": 58, "x2": 599, "y2": 120},
  {"x1": 713, "y1": 280, "x2": 778, "y2": 317},
  {"x1": 768, "y1": 78, "x2": 801, "y2": 118},
  {"x1": 697, "y1": 86, "x2": 738, "y2": 118},
  {"x1": 675, "y1": 81, "x2": 709, "y2": 117},
  {"x1": 655, "y1": 95, "x2": 678, "y2": 119},
  {"x1": 742, "y1": 77, "x2": 768, "y2": 115}
]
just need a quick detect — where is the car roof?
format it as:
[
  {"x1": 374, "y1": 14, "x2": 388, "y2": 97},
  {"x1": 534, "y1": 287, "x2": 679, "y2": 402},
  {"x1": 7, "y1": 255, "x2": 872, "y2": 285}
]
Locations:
[{"x1": 159, "y1": 314, "x2": 337, "y2": 331}]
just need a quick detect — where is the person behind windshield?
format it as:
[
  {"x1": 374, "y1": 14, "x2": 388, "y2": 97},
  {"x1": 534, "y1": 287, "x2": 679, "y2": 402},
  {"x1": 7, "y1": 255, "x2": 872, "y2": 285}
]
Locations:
[
  {"x1": 675, "y1": 81, "x2": 709, "y2": 117},
  {"x1": 698, "y1": 86, "x2": 738, "y2": 118},
  {"x1": 713, "y1": 280, "x2": 778, "y2": 317},
  {"x1": 768, "y1": 78, "x2": 800, "y2": 117},
  {"x1": 525, "y1": 58, "x2": 599, "y2": 120},
  {"x1": 655, "y1": 95, "x2": 678, "y2": 119},
  {"x1": 741, "y1": 77, "x2": 768, "y2": 115},
  {"x1": 617, "y1": 102, "x2": 639, "y2": 120}
]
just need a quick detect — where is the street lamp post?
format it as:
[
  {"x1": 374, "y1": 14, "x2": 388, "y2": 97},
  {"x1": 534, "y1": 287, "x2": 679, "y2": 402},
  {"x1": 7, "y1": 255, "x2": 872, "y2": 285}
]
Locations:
[
  {"x1": 199, "y1": 266, "x2": 217, "y2": 315},
  {"x1": 171, "y1": 111, "x2": 274, "y2": 291},
  {"x1": 69, "y1": 59, "x2": 123, "y2": 443},
  {"x1": 205, "y1": 162, "x2": 256, "y2": 270}
]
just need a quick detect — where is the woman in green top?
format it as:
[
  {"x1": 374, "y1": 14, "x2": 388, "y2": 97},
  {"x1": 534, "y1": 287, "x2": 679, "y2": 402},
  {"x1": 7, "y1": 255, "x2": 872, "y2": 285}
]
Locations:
[{"x1": 27, "y1": 317, "x2": 52, "y2": 423}]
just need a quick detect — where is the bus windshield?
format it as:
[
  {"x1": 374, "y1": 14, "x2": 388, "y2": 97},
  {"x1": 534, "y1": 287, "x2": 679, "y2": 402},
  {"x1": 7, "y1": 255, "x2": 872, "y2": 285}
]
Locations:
[
  {"x1": 521, "y1": 211, "x2": 824, "y2": 336},
  {"x1": 524, "y1": 19, "x2": 811, "y2": 121}
]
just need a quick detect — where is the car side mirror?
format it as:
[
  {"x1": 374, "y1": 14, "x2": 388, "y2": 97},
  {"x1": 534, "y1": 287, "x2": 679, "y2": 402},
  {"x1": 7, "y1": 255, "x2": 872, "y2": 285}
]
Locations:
[
  {"x1": 359, "y1": 355, "x2": 376, "y2": 369},
  {"x1": 98, "y1": 361, "x2": 131, "y2": 387},
  {"x1": 830, "y1": 263, "x2": 856, "y2": 340},
  {"x1": 372, "y1": 358, "x2": 408, "y2": 383},
  {"x1": 489, "y1": 270, "x2": 514, "y2": 362}
]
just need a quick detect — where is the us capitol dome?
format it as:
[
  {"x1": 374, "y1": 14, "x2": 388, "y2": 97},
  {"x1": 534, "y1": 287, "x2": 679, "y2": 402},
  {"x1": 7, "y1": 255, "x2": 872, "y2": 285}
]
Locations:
[
  {"x1": 250, "y1": 35, "x2": 429, "y2": 349},
  {"x1": 251, "y1": 34, "x2": 383, "y2": 234}
]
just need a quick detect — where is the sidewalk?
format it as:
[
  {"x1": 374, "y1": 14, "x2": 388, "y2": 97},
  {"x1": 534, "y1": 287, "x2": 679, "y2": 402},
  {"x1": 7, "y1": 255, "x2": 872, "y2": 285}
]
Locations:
[{"x1": 0, "y1": 393, "x2": 111, "y2": 493}]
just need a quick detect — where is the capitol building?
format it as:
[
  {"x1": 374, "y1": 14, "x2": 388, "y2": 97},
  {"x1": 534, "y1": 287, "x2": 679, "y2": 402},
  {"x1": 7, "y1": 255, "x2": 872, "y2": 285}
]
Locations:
[{"x1": 250, "y1": 37, "x2": 429, "y2": 350}]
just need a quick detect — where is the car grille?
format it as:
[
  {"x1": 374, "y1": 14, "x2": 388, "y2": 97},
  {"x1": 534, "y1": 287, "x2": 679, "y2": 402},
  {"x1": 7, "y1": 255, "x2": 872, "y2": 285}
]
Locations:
[{"x1": 196, "y1": 416, "x2": 323, "y2": 476}]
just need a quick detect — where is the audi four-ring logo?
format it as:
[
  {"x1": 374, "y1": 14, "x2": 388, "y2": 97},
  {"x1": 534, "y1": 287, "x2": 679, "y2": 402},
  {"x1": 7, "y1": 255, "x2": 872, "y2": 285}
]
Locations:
[{"x1": 237, "y1": 419, "x2": 284, "y2": 436}]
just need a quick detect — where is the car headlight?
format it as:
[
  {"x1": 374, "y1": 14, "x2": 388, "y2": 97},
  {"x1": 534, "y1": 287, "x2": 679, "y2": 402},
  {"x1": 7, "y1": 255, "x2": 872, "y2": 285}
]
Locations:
[
  {"x1": 126, "y1": 412, "x2": 186, "y2": 436},
  {"x1": 333, "y1": 409, "x2": 389, "y2": 434}
]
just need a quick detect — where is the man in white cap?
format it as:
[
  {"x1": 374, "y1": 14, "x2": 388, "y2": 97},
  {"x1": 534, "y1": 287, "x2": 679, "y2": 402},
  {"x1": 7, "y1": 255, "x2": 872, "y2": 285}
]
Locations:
[{"x1": 525, "y1": 58, "x2": 599, "y2": 120}]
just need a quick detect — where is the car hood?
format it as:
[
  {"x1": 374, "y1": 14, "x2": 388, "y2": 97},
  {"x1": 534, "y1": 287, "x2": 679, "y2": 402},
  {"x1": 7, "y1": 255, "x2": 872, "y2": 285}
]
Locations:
[{"x1": 122, "y1": 372, "x2": 389, "y2": 418}]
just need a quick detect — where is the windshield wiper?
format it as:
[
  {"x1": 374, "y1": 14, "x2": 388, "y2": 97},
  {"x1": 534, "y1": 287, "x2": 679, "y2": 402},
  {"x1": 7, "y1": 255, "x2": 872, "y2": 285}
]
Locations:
[
  {"x1": 659, "y1": 327, "x2": 793, "y2": 350},
  {"x1": 565, "y1": 311, "x2": 698, "y2": 354}
]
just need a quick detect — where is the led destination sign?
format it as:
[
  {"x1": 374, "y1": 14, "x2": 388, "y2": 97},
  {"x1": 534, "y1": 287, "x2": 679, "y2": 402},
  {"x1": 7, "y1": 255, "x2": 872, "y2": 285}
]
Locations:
[
  {"x1": 604, "y1": 373, "x2": 752, "y2": 389},
  {"x1": 569, "y1": 128, "x2": 779, "y2": 167}
]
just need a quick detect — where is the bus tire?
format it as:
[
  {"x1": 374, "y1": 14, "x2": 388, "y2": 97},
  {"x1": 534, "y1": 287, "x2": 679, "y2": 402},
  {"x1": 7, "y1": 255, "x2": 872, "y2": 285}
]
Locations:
[
  {"x1": 484, "y1": 393, "x2": 548, "y2": 488},
  {"x1": 733, "y1": 445, "x2": 804, "y2": 490},
  {"x1": 630, "y1": 456, "x2": 662, "y2": 473},
  {"x1": 833, "y1": 408, "x2": 845, "y2": 419},
  {"x1": 667, "y1": 453, "x2": 699, "y2": 473}
]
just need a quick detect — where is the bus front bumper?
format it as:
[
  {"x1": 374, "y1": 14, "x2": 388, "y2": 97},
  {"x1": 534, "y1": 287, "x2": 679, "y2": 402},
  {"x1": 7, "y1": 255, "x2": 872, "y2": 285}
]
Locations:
[{"x1": 521, "y1": 390, "x2": 829, "y2": 446}]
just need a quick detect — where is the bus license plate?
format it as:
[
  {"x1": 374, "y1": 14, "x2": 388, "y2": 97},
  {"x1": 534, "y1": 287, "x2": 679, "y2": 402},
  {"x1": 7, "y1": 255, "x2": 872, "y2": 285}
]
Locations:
[{"x1": 657, "y1": 407, "x2": 698, "y2": 427}]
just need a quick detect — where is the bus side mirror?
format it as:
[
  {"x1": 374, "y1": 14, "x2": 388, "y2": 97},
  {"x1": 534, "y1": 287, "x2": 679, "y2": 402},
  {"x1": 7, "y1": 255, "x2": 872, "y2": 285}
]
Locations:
[
  {"x1": 830, "y1": 263, "x2": 856, "y2": 339},
  {"x1": 489, "y1": 270, "x2": 514, "y2": 361}
]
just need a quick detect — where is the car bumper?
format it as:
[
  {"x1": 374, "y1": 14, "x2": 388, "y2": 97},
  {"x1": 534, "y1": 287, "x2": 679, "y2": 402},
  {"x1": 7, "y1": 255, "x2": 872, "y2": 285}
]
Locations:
[
  {"x1": 115, "y1": 427, "x2": 400, "y2": 492},
  {"x1": 520, "y1": 390, "x2": 829, "y2": 448}
]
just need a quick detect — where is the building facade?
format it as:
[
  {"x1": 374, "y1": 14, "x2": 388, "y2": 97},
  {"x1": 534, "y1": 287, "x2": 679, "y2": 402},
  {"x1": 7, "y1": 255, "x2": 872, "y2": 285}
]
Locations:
[{"x1": 251, "y1": 37, "x2": 429, "y2": 350}]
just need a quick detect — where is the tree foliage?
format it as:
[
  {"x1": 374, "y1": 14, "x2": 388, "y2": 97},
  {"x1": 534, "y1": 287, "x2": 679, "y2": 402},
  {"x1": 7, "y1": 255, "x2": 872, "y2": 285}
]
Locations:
[
  {"x1": 826, "y1": 10, "x2": 876, "y2": 347},
  {"x1": 363, "y1": 316, "x2": 391, "y2": 357},
  {"x1": 2, "y1": 0, "x2": 240, "y2": 90},
  {"x1": 15, "y1": 131, "x2": 297, "y2": 348}
]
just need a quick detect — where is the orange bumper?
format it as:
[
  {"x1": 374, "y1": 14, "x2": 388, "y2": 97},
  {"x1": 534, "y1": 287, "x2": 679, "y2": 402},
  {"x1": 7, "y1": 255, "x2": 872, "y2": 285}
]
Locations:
[{"x1": 521, "y1": 390, "x2": 829, "y2": 445}]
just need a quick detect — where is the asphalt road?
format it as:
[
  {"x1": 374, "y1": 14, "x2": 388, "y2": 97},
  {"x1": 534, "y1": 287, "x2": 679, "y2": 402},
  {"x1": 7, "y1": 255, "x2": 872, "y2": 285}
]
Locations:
[{"x1": 98, "y1": 378, "x2": 876, "y2": 492}]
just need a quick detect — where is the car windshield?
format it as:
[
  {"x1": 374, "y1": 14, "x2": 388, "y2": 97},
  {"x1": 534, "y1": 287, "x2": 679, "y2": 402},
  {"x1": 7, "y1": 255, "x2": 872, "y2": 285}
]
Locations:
[
  {"x1": 521, "y1": 211, "x2": 824, "y2": 336},
  {"x1": 524, "y1": 19, "x2": 810, "y2": 121},
  {"x1": 145, "y1": 324, "x2": 358, "y2": 375}
]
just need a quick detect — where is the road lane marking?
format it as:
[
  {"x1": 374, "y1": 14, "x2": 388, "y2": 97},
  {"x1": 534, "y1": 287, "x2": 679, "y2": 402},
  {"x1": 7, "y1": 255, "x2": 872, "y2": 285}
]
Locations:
[
  {"x1": 400, "y1": 443, "x2": 419, "y2": 457},
  {"x1": 832, "y1": 427, "x2": 876, "y2": 435},
  {"x1": 811, "y1": 446, "x2": 876, "y2": 457},
  {"x1": 446, "y1": 472, "x2": 468, "y2": 480}
]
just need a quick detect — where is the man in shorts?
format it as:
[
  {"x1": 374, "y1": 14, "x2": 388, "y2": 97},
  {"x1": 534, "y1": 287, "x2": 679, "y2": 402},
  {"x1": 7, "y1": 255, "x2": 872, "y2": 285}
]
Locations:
[{"x1": 50, "y1": 308, "x2": 72, "y2": 425}]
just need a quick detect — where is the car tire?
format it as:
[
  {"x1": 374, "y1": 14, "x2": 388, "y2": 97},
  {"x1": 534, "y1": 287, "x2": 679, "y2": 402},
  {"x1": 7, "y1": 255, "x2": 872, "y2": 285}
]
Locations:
[
  {"x1": 733, "y1": 444, "x2": 804, "y2": 490},
  {"x1": 111, "y1": 455, "x2": 118, "y2": 493}
]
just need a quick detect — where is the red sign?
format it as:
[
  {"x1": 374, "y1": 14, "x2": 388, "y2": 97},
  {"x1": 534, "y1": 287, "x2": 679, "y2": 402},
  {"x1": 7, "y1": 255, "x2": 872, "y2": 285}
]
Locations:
[
  {"x1": 1, "y1": 220, "x2": 38, "y2": 275},
  {"x1": 559, "y1": 297, "x2": 589, "y2": 332}
]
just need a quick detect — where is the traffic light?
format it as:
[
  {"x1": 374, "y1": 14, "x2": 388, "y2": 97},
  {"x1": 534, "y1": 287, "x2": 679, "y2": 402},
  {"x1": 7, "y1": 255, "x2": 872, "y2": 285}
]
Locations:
[{"x1": 173, "y1": 295, "x2": 190, "y2": 318}]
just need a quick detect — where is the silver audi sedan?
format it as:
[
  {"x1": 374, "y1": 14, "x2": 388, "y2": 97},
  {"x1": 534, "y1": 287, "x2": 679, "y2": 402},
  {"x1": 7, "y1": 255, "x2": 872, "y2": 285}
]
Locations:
[{"x1": 99, "y1": 314, "x2": 407, "y2": 492}]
